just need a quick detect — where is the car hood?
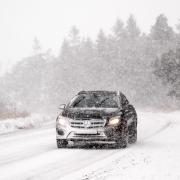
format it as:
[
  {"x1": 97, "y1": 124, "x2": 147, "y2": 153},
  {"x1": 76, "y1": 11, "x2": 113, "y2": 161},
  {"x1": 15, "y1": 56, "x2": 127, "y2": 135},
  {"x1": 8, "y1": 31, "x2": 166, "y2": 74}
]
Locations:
[{"x1": 62, "y1": 108, "x2": 120, "y2": 119}]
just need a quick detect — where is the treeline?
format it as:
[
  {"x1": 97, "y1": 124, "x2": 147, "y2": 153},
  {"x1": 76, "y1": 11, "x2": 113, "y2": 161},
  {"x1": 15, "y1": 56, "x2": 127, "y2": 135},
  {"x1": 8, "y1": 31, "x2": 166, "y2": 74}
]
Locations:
[{"x1": 1, "y1": 14, "x2": 180, "y2": 114}]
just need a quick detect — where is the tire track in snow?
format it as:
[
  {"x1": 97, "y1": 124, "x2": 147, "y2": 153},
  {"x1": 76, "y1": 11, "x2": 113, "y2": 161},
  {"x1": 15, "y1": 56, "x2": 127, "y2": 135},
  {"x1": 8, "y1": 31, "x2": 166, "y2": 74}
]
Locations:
[{"x1": 140, "y1": 121, "x2": 171, "y2": 141}]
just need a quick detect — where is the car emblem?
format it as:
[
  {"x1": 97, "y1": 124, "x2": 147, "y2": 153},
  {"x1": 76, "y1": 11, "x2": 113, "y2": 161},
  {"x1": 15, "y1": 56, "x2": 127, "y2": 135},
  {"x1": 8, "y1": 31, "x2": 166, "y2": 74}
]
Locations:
[{"x1": 84, "y1": 120, "x2": 91, "y2": 128}]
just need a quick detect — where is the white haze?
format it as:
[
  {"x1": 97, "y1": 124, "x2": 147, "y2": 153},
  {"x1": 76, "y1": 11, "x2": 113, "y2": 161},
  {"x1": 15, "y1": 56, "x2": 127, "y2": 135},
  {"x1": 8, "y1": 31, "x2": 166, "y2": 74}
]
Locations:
[{"x1": 0, "y1": 0, "x2": 180, "y2": 73}]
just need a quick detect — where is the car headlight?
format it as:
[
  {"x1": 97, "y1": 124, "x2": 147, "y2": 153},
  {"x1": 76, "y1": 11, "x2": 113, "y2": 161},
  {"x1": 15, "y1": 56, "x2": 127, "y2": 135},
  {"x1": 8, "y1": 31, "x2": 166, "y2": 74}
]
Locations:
[
  {"x1": 108, "y1": 116, "x2": 121, "y2": 126},
  {"x1": 56, "y1": 116, "x2": 69, "y2": 127}
]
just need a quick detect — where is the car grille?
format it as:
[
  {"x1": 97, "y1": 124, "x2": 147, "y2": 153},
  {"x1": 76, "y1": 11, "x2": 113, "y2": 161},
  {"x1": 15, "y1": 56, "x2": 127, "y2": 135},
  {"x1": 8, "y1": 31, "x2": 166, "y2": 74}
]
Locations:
[
  {"x1": 70, "y1": 118, "x2": 106, "y2": 129},
  {"x1": 68, "y1": 131, "x2": 107, "y2": 140}
]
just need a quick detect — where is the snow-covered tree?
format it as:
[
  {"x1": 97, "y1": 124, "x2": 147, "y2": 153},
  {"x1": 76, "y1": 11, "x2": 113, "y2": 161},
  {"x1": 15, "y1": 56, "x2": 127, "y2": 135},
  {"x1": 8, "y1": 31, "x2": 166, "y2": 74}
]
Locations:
[
  {"x1": 126, "y1": 15, "x2": 140, "y2": 40},
  {"x1": 113, "y1": 18, "x2": 126, "y2": 41},
  {"x1": 96, "y1": 29, "x2": 109, "y2": 58},
  {"x1": 150, "y1": 14, "x2": 174, "y2": 43},
  {"x1": 32, "y1": 37, "x2": 42, "y2": 55},
  {"x1": 154, "y1": 49, "x2": 180, "y2": 98},
  {"x1": 68, "y1": 26, "x2": 80, "y2": 47}
]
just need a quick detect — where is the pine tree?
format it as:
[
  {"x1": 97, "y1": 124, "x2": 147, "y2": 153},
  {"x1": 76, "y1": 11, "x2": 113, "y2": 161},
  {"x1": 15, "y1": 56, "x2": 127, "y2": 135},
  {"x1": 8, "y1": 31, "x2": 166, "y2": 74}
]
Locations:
[
  {"x1": 154, "y1": 49, "x2": 180, "y2": 98},
  {"x1": 150, "y1": 14, "x2": 174, "y2": 43},
  {"x1": 60, "y1": 39, "x2": 71, "y2": 59},
  {"x1": 68, "y1": 26, "x2": 80, "y2": 47},
  {"x1": 126, "y1": 15, "x2": 140, "y2": 40},
  {"x1": 113, "y1": 18, "x2": 126, "y2": 41},
  {"x1": 81, "y1": 38, "x2": 95, "y2": 59},
  {"x1": 32, "y1": 37, "x2": 42, "y2": 55},
  {"x1": 96, "y1": 29, "x2": 108, "y2": 58}
]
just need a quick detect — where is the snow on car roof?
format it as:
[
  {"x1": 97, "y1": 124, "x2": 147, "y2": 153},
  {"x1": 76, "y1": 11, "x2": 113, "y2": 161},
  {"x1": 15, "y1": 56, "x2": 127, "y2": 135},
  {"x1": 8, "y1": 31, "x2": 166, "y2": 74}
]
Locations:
[{"x1": 78, "y1": 91, "x2": 119, "y2": 95}]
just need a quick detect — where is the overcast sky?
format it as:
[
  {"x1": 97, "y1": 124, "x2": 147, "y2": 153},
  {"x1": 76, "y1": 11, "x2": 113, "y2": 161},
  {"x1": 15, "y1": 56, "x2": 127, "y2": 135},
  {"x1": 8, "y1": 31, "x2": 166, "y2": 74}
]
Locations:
[{"x1": 0, "y1": 0, "x2": 180, "y2": 73}]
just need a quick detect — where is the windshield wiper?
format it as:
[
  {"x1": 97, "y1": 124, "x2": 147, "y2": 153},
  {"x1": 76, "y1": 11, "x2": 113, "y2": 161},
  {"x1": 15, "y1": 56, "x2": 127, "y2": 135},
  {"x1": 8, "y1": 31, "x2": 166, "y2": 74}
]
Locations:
[
  {"x1": 98, "y1": 97, "x2": 110, "y2": 106},
  {"x1": 73, "y1": 96, "x2": 85, "y2": 107}
]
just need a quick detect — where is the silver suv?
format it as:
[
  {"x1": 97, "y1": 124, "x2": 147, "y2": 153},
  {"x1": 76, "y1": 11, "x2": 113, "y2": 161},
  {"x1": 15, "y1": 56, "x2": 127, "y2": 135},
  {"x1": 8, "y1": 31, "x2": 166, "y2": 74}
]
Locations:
[{"x1": 56, "y1": 91, "x2": 137, "y2": 148}]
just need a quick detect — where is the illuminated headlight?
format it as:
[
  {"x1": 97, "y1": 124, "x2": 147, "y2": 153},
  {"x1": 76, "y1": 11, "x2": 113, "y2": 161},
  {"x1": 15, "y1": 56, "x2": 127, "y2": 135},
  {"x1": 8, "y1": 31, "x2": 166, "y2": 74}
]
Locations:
[
  {"x1": 108, "y1": 116, "x2": 120, "y2": 126},
  {"x1": 56, "y1": 116, "x2": 69, "y2": 128}
]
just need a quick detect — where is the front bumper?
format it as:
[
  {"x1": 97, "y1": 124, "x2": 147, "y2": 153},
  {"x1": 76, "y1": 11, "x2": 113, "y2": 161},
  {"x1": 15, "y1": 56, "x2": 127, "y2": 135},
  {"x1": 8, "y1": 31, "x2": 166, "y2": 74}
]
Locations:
[{"x1": 56, "y1": 124, "x2": 123, "y2": 144}]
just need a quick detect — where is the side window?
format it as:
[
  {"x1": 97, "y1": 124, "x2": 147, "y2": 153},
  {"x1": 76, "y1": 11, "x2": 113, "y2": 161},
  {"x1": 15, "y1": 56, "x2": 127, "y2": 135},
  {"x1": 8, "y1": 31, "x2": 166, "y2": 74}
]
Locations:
[{"x1": 120, "y1": 93, "x2": 129, "y2": 108}]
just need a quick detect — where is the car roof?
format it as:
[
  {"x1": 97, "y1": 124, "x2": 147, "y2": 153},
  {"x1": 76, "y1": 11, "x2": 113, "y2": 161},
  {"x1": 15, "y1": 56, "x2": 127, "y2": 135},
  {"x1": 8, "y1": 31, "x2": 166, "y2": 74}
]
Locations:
[{"x1": 77, "y1": 91, "x2": 119, "y2": 96}]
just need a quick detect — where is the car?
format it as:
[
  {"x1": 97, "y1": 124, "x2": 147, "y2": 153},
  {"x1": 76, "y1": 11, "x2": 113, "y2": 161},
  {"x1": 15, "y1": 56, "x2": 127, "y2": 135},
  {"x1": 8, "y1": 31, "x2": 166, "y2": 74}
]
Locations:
[{"x1": 56, "y1": 91, "x2": 137, "y2": 148}]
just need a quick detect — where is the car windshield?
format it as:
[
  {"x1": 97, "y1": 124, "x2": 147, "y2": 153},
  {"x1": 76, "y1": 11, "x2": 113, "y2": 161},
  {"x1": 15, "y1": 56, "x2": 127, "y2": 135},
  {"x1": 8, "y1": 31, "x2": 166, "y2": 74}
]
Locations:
[{"x1": 69, "y1": 93, "x2": 118, "y2": 108}]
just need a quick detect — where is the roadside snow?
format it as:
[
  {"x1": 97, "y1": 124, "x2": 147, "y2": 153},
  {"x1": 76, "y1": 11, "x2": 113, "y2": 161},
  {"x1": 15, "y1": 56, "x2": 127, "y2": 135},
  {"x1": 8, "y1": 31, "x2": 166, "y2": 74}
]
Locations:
[{"x1": 0, "y1": 114, "x2": 54, "y2": 135}]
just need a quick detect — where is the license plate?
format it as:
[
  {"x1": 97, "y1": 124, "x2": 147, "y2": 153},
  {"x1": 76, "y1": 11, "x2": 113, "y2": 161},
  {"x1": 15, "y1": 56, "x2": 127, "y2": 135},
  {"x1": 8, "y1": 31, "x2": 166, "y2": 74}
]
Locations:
[{"x1": 76, "y1": 129, "x2": 98, "y2": 134}]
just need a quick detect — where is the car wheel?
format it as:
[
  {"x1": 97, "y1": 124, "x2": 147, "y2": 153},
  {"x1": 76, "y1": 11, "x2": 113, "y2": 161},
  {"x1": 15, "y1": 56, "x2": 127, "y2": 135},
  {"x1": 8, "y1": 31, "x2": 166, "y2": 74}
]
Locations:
[
  {"x1": 57, "y1": 139, "x2": 68, "y2": 148},
  {"x1": 116, "y1": 126, "x2": 128, "y2": 149},
  {"x1": 116, "y1": 135, "x2": 128, "y2": 148},
  {"x1": 128, "y1": 122, "x2": 137, "y2": 144},
  {"x1": 115, "y1": 119, "x2": 128, "y2": 149}
]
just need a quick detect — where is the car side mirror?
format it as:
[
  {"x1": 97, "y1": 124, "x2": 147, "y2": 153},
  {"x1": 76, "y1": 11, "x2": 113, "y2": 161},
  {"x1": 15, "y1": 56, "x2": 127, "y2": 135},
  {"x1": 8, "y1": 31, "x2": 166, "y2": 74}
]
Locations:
[{"x1": 59, "y1": 104, "x2": 66, "y2": 110}]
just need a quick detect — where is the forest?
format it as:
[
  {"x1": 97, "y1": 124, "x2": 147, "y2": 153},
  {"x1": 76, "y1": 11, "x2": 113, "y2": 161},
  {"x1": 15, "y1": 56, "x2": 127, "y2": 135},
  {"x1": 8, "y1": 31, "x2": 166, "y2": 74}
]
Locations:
[{"x1": 0, "y1": 14, "x2": 180, "y2": 118}]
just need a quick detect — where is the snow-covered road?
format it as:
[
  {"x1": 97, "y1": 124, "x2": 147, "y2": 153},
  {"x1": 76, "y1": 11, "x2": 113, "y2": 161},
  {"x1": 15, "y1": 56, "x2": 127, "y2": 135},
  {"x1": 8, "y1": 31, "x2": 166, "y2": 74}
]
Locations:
[{"x1": 0, "y1": 111, "x2": 180, "y2": 180}]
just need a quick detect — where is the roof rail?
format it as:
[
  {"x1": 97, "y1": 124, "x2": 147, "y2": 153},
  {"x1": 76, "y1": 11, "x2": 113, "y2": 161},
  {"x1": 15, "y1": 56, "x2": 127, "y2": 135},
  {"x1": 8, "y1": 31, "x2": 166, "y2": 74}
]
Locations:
[{"x1": 78, "y1": 90, "x2": 120, "y2": 95}]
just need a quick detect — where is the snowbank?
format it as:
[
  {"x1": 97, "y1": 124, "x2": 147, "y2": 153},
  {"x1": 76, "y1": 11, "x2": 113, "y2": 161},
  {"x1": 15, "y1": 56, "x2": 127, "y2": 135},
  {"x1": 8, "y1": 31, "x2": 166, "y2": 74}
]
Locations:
[{"x1": 0, "y1": 114, "x2": 54, "y2": 135}]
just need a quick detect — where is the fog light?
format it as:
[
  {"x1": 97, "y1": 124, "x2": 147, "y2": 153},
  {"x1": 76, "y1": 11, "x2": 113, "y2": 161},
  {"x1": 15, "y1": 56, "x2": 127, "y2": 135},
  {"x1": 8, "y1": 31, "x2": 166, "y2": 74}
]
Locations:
[{"x1": 57, "y1": 129, "x2": 64, "y2": 135}]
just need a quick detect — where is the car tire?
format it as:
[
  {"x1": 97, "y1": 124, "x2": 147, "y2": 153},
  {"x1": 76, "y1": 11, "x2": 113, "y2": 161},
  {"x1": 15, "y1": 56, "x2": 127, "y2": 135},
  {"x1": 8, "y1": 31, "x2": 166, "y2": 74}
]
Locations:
[
  {"x1": 115, "y1": 125, "x2": 128, "y2": 149},
  {"x1": 128, "y1": 121, "x2": 137, "y2": 144},
  {"x1": 57, "y1": 139, "x2": 68, "y2": 148},
  {"x1": 116, "y1": 136, "x2": 128, "y2": 148}
]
